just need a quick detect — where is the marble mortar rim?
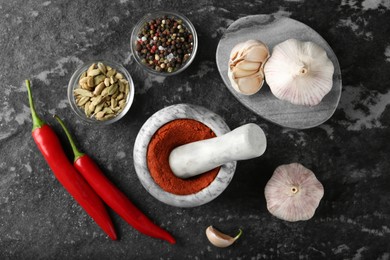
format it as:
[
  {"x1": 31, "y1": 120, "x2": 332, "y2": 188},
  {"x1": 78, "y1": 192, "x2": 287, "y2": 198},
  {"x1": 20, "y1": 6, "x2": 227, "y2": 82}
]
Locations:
[{"x1": 133, "y1": 103, "x2": 237, "y2": 208}]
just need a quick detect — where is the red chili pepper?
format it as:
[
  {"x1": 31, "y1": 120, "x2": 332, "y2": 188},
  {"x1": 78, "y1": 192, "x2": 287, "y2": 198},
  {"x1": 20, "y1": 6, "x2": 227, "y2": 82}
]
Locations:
[
  {"x1": 25, "y1": 80, "x2": 117, "y2": 240},
  {"x1": 54, "y1": 115, "x2": 176, "y2": 244}
]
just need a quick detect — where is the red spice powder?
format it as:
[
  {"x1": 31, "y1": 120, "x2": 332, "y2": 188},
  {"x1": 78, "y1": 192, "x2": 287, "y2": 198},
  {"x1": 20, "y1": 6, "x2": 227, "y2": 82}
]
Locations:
[{"x1": 147, "y1": 119, "x2": 220, "y2": 195}]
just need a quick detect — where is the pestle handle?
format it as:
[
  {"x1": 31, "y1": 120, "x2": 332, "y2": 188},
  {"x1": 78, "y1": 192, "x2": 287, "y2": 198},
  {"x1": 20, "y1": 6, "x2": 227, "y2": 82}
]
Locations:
[{"x1": 169, "y1": 123, "x2": 267, "y2": 179}]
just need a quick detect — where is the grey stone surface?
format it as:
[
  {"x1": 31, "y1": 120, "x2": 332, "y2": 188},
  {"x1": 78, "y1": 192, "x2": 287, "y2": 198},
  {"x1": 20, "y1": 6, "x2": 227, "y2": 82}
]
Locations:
[
  {"x1": 216, "y1": 14, "x2": 342, "y2": 129},
  {"x1": 0, "y1": 0, "x2": 390, "y2": 259},
  {"x1": 133, "y1": 104, "x2": 236, "y2": 208}
]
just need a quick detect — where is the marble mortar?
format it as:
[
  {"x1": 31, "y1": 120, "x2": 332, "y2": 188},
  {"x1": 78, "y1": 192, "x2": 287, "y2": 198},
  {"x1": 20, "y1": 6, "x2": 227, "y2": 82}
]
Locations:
[{"x1": 133, "y1": 104, "x2": 237, "y2": 208}]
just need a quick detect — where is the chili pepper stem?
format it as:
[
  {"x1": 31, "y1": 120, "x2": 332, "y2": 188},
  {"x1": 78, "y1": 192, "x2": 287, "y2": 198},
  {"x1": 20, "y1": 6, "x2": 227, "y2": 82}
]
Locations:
[
  {"x1": 53, "y1": 115, "x2": 85, "y2": 162},
  {"x1": 25, "y1": 79, "x2": 45, "y2": 131}
]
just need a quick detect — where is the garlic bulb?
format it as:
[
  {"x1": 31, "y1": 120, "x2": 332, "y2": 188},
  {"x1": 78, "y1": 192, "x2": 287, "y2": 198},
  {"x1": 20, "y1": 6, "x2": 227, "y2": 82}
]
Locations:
[
  {"x1": 228, "y1": 40, "x2": 270, "y2": 95},
  {"x1": 264, "y1": 163, "x2": 324, "y2": 222},
  {"x1": 264, "y1": 39, "x2": 334, "y2": 106}
]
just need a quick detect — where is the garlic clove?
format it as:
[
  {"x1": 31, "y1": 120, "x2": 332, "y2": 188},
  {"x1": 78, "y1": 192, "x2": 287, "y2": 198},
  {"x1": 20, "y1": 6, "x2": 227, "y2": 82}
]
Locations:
[
  {"x1": 228, "y1": 69, "x2": 264, "y2": 95},
  {"x1": 228, "y1": 69, "x2": 241, "y2": 94},
  {"x1": 264, "y1": 163, "x2": 324, "y2": 222},
  {"x1": 235, "y1": 60, "x2": 261, "y2": 71},
  {"x1": 244, "y1": 45, "x2": 270, "y2": 63},
  {"x1": 237, "y1": 76, "x2": 264, "y2": 95},
  {"x1": 232, "y1": 67, "x2": 258, "y2": 78},
  {"x1": 264, "y1": 38, "x2": 334, "y2": 106},
  {"x1": 205, "y1": 226, "x2": 243, "y2": 248},
  {"x1": 229, "y1": 42, "x2": 246, "y2": 61}
]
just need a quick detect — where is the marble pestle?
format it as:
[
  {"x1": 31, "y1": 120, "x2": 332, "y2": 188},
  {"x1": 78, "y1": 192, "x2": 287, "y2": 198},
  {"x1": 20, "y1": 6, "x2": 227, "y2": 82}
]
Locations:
[{"x1": 169, "y1": 123, "x2": 267, "y2": 179}]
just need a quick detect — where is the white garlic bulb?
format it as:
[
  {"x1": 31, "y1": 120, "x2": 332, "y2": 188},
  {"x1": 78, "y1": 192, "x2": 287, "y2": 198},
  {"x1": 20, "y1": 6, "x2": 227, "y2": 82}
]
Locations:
[
  {"x1": 264, "y1": 39, "x2": 334, "y2": 106},
  {"x1": 228, "y1": 40, "x2": 270, "y2": 95},
  {"x1": 264, "y1": 163, "x2": 324, "y2": 222}
]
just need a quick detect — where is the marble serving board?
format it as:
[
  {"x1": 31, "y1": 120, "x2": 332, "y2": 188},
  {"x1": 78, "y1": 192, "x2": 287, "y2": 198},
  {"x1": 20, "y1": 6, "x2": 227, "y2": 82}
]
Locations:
[
  {"x1": 133, "y1": 104, "x2": 237, "y2": 208},
  {"x1": 216, "y1": 14, "x2": 342, "y2": 129}
]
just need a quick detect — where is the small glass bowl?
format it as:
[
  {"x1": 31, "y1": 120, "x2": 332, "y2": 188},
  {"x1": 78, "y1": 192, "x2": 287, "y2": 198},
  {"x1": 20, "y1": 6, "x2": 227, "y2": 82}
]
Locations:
[
  {"x1": 130, "y1": 11, "x2": 198, "y2": 76},
  {"x1": 68, "y1": 60, "x2": 135, "y2": 125}
]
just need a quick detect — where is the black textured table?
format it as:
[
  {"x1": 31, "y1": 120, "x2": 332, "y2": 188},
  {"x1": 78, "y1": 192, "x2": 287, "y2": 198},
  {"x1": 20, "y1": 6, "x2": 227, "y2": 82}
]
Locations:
[{"x1": 1, "y1": 1, "x2": 389, "y2": 259}]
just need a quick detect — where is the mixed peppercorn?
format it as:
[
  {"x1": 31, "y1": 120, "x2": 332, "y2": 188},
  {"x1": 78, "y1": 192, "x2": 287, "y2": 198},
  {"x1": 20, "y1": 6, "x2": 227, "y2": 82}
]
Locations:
[{"x1": 134, "y1": 15, "x2": 194, "y2": 73}]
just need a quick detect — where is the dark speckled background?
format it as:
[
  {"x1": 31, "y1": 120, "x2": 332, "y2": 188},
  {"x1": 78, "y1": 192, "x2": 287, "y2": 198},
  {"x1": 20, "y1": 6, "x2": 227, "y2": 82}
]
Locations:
[{"x1": 1, "y1": 0, "x2": 389, "y2": 259}]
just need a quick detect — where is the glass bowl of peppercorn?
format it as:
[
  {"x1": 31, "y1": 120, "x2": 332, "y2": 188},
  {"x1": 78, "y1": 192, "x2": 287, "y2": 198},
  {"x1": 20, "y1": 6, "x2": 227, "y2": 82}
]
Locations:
[{"x1": 130, "y1": 11, "x2": 198, "y2": 76}]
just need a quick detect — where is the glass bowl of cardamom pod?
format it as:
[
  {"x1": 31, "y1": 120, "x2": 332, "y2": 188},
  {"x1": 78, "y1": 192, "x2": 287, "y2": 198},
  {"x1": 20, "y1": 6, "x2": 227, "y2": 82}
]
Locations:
[{"x1": 68, "y1": 60, "x2": 135, "y2": 125}]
